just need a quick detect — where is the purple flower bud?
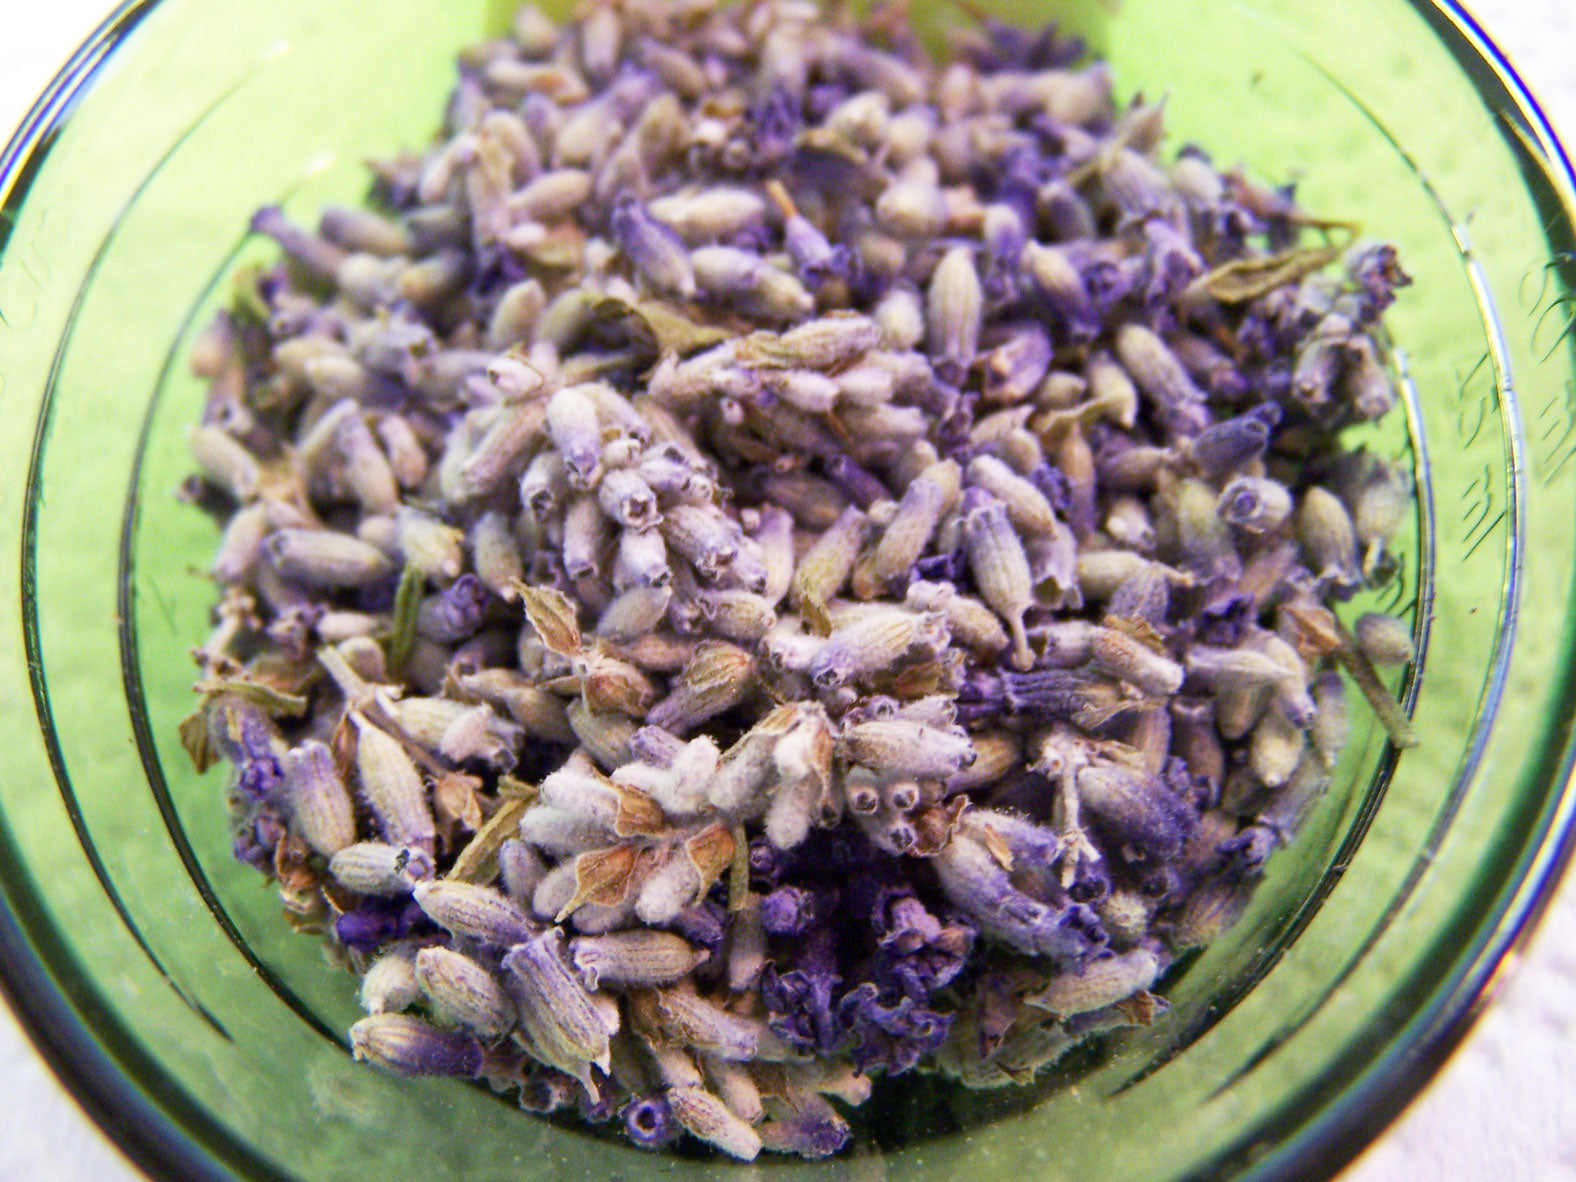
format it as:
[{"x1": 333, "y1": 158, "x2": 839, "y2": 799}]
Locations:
[
  {"x1": 837, "y1": 982, "x2": 953, "y2": 1076},
  {"x1": 1107, "y1": 565, "x2": 1171, "y2": 626},
  {"x1": 911, "y1": 548, "x2": 966, "y2": 585},
  {"x1": 981, "y1": 203, "x2": 1027, "y2": 300},
  {"x1": 249, "y1": 205, "x2": 347, "y2": 278},
  {"x1": 611, "y1": 196, "x2": 696, "y2": 298},
  {"x1": 762, "y1": 957, "x2": 843, "y2": 1052},
  {"x1": 1076, "y1": 763, "x2": 1196, "y2": 862},
  {"x1": 783, "y1": 215, "x2": 843, "y2": 287},
  {"x1": 1220, "y1": 823, "x2": 1280, "y2": 878},
  {"x1": 1026, "y1": 463, "x2": 1075, "y2": 516},
  {"x1": 231, "y1": 807, "x2": 285, "y2": 873},
  {"x1": 1140, "y1": 217, "x2": 1202, "y2": 307},
  {"x1": 416, "y1": 573, "x2": 492, "y2": 643},
  {"x1": 999, "y1": 669, "x2": 1108, "y2": 718},
  {"x1": 1063, "y1": 241, "x2": 1135, "y2": 315},
  {"x1": 982, "y1": 322, "x2": 1052, "y2": 404},
  {"x1": 350, "y1": 1013, "x2": 482, "y2": 1078},
  {"x1": 821, "y1": 453, "x2": 888, "y2": 509},
  {"x1": 758, "y1": 885, "x2": 821, "y2": 936},
  {"x1": 1069, "y1": 858, "x2": 1112, "y2": 905},
  {"x1": 761, "y1": 1098, "x2": 851, "y2": 1159},
  {"x1": 623, "y1": 1094, "x2": 679, "y2": 1148},
  {"x1": 968, "y1": 18, "x2": 1084, "y2": 70},
  {"x1": 748, "y1": 837, "x2": 785, "y2": 886},
  {"x1": 334, "y1": 897, "x2": 426, "y2": 954},
  {"x1": 669, "y1": 900, "x2": 728, "y2": 951},
  {"x1": 1197, "y1": 588, "x2": 1257, "y2": 646},
  {"x1": 1190, "y1": 413, "x2": 1271, "y2": 477},
  {"x1": 1345, "y1": 242, "x2": 1411, "y2": 321},
  {"x1": 934, "y1": 826, "x2": 1107, "y2": 965},
  {"x1": 1022, "y1": 242, "x2": 1102, "y2": 345},
  {"x1": 750, "y1": 83, "x2": 802, "y2": 166},
  {"x1": 211, "y1": 699, "x2": 285, "y2": 802},
  {"x1": 517, "y1": 1065, "x2": 580, "y2": 1115}
]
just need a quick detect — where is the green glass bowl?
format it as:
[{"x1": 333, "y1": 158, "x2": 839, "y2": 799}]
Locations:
[{"x1": 2, "y1": 0, "x2": 1575, "y2": 1178}]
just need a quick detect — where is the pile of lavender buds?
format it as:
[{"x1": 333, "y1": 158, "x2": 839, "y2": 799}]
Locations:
[{"x1": 182, "y1": 0, "x2": 1420, "y2": 1161}]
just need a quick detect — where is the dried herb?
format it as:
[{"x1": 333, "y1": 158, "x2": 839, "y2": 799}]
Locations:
[{"x1": 184, "y1": 0, "x2": 1417, "y2": 1162}]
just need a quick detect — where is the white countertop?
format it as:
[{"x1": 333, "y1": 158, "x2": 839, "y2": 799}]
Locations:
[{"x1": 2, "y1": 2, "x2": 1574, "y2": 1178}]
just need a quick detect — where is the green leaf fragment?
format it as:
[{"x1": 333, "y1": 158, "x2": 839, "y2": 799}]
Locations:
[
  {"x1": 447, "y1": 795, "x2": 533, "y2": 885},
  {"x1": 385, "y1": 561, "x2": 426, "y2": 680},
  {"x1": 178, "y1": 710, "x2": 219, "y2": 773},
  {"x1": 1196, "y1": 244, "x2": 1343, "y2": 303},
  {"x1": 727, "y1": 823, "x2": 750, "y2": 913}
]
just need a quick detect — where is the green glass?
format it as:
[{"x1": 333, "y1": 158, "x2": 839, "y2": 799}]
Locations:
[{"x1": 1, "y1": 0, "x2": 1574, "y2": 1177}]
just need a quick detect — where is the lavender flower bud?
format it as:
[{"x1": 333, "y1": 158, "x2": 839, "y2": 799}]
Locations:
[
  {"x1": 570, "y1": 930, "x2": 709, "y2": 989},
  {"x1": 660, "y1": 504, "x2": 740, "y2": 581},
  {"x1": 350, "y1": 1013, "x2": 482, "y2": 1078},
  {"x1": 413, "y1": 880, "x2": 538, "y2": 946},
  {"x1": 1354, "y1": 611, "x2": 1413, "y2": 665},
  {"x1": 667, "y1": 1086, "x2": 762, "y2": 1160},
  {"x1": 808, "y1": 608, "x2": 931, "y2": 689},
  {"x1": 1296, "y1": 486, "x2": 1361, "y2": 592},
  {"x1": 1025, "y1": 945, "x2": 1164, "y2": 1017},
  {"x1": 691, "y1": 247, "x2": 813, "y2": 322},
  {"x1": 280, "y1": 741, "x2": 356, "y2": 857},
  {"x1": 962, "y1": 498, "x2": 1035, "y2": 670},
  {"x1": 264, "y1": 528, "x2": 394, "y2": 588},
  {"x1": 360, "y1": 942, "x2": 422, "y2": 1015},
  {"x1": 927, "y1": 246, "x2": 983, "y2": 382},
  {"x1": 352, "y1": 717, "x2": 435, "y2": 852},
  {"x1": 646, "y1": 641, "x2": 756, "y2": 733},
  {"x1": 636, "y1": 985, "x2": 785, "y2": 1062},
  {"x1": 503, "y1": 929, "x2": 615, "y2": 1086},
  {"x1": 597, "y1": 586, "x2": 674, "y2": 642},
  {"x1": 623, "y1": 1094, "x2": 679, "y2": 1148},
  {"x1": 1074, "y1": 762, "x2": 1193, "y2": 861},
  {"x1": 1189, "y1": 413, "x2": 1271, "y2": 477},
  {"x1": 455, "y1": 399, "x2": 548, "y2": 500},
  {"x1": 546, "y1": 384, "x2": 606, "y2": 488},
  {"x1": 874, "y1": 459, "x2": 961, "y2": 587},
  {"x1": 1218, "y1": 476, "x2": 1293, "y2": 534},
  {"x1": 1250, "y1": 706, "x2": 1305, "y2": 788},
  {"x1": 1308, "y1": 671, "x2": 1349, "y2": 771},
  {"x1": 839, "y1": 719, "x2": 977, "y2": 779},
  {"x1": 414, "y1": 946, "x2": 516, "y2": 1038},
  {"x1": 1021, "y1": 242, "x2": 1100, "y2": 343},
  {"x1": 330, "y1": 842, "x2": 435, "y2": 896},
  {"x1": 612, "y1": 196, "x2": 697, "y2": 297},
  {"x1": 1114, "y1": 323, "x2": 1208, "y2": 439},
  {"x1": 518, "y1": 451, "x2": 567, "y2": 524},
  {"x1": 874, "y1": 283, "x2": 926, "y2": 350}
]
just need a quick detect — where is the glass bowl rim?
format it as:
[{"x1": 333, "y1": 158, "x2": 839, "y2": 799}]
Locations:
[{"x1": 1, "y1": 2, "x2": 1574, "y2": 1179}]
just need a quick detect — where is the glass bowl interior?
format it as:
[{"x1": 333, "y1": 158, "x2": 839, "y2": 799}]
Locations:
[{"x1": 1, "y1": 0, "x2": 1575, "y2": 1179}]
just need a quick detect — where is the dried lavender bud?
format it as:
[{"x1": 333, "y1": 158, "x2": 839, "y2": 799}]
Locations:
[
  {"x1": 1353, "y1": 611, "x2": 1413, "y2": 665},
  {"x1": 571, "y1": 930, "x2": 709, "y2": 989},
  {"x1": 504, "y1": 930, "x2": 616, "y2": 1087},
  {"x1": 963, "y1": 498, "x2": 1035, "y2": 670},
  {"x1": 350, "y1": 1013, "x2": 483, "y2": 1078},
  {"x1": 279, "y1": 740, "x2": 356, "y2": 858},
  {"x1": 352, "y1": 716, "x2": 436, "y2": 852},
  {"x1": 360, "y1": 942, "x2": 423, "y2": 1015},
  {"x1": 413, "y1": 880, "x2": 537, "y2": 946},
  {"x1": 668, "y1": 1085, "x2": 763, "y2": 1160},
  {"x1": 414, "y1": 946, "x2": 517, "y2": 1038},
  {"x1": 330, "y1": 842, "x2": 435, "y2": 896},
  {"x1": 927, "y1": 246, "x2": 983, "y2": 382},
  {"x1": 188, "y1": 0, "x2": 1419, "y2": 1157},
  {"x1": 264, "y1": 528, "x2": 394, "y2": 588}
]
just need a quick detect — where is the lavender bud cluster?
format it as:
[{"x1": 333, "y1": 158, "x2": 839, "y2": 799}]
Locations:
[{"x1": 182, "y1": 0, "x2": 1416, "y2": 1160}]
